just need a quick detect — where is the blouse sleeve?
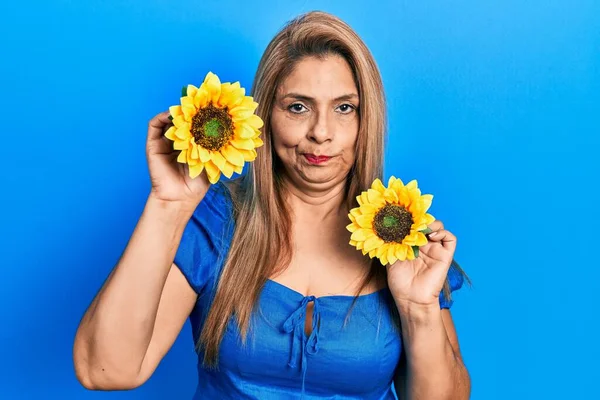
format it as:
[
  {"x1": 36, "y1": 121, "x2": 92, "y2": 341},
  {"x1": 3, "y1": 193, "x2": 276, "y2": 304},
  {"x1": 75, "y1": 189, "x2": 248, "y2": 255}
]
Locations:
[
  {"x1": 438, "y1": 263, "x2": 465, "y2": 309},
  {"x1": 173, "y1": 182, "x2": 234, "y2": 295}
]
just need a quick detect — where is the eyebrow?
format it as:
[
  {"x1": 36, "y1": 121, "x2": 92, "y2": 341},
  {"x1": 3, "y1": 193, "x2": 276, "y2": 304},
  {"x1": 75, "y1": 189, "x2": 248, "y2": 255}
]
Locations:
[{"x1": 281, "y1": 92, "x2": 359, "y2": 102}]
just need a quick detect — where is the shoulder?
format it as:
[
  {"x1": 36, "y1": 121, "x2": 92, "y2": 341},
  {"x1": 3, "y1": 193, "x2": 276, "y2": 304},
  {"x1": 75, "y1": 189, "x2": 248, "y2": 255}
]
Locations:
[
  {"x1": 174, "y1": 181, "x2": 236, "y2": 294},
  {"x1": 194, "y1": 180, "x2": 234, "y2": 218}
]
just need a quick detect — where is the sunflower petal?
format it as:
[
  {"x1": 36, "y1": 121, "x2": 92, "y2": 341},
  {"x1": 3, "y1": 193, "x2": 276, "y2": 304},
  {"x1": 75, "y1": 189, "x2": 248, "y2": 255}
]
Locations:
[
  {"x1": 230, "y1": 137, "x2": 255, "y2": 150},
  {"x1": 194, "y1": 87, "x2": 210, "y2": 109},
  {"x1": 367, "y1": 189, "x2": 385, "y2": 205},
  {"x1": 383, "y1": 188, "x2": 399, "y2": 203},
  {"x1": 190, "y1": 144, "x2": 199, "y2": 160},
  {"x1": 217, "y1": 83, "x2": 233, "y2": 108},
  {"x1": 233, "y1": 164, "x2": 244, "y2": 174},
  {"x1": 175, "y1": 126, "x2": 190, "y2": 140},
  {"x1": 359, "y1": 203, "x2": 379, "y2": 214},
  {"x1": 173, "y1": 115, "x2": 186, "y2": 128},
  {"x1": 182, "y1": 105, "x2": 196, "y2": 120},
  {"x1": 164, "y1": 126, "x2": 177, "y2": 141},
  {"x1": 371, "y1": 178, "x2": 386, "y2": 193},
  {"x1": 406, "y1": 246, "x2": 415, "y2": 260},
  {"x1": 363, "y1": 235, "x2": 384, "y2": 253},
  {"x1": 235, "y1": 123, "x2": 256, "y2": 139},
  {"x1": 356, "y1": 215, "x2": 373, "y2": 229},
  {"x1": 395, "y1": 245, "x2": 408, "y2": 261},
  {"x1": 211, "y1": 151, "x2": 227, "y2": 170},
  {"x1": 203, "y1": 72, "x2": 222, "y2": 104},
  {"x1": 177, "y1": 149, "x2": 188, "y2": 163},
  {"x1": 186, "y1": 84, "x2": 198, "y2": 98},
  {"x1": 174, "y1": 140, "x2": 189, "y2": 150},
  {"x1": 169, "y1": 105, "x2": 183, "y2": 118},
  {"x1": 387, "y1": 246, "x2": 398, "y2": 265},
  {"x1": 246, "y1": 114, "x2": 264, "y2": 129},
  {"x1": 181, "y1": 96, "x2": 194, "y2": 109},
  {"x1": 253, "y1": 137, "x2": 264, "y2": 147},
  {"x1": 350, "y1": 208, "x2": 362, "y2": 218},
  {"x1": 198, "y1": 147, "x2": 211, "y2": 163},
  {"x1": 240, "y1": 149, "x2": 257, "y2": 161},
  {"x1": 222, "y1": 145, "x2": 245, "y2": 167},
  {"x1": 380, "y1": 253, "x2": 389, "y2": 266},
  {"x1": 204, "y1": 160, "x2": 221, "y2": 183},
  {"x1": 406, "y1": 180, "x2": 418, "y2": 190},
  {"x1": 390, "y1": 178, "x2": 406, "y2": 193},
  {"x1": 420, "y1": 194, "x2": 433, "y2": 212},
  {"x1": 424, "y1": 213, "x2": 435, "y2": 225},
  {"x1": 387, "y1": 176, "x2": 401, "y2": 187},
  {"x1": 376, "y1": 243, "x2": 388, "y2": 258},
  {"x1": 415, "y1": 232, "x2": 428, "y2": 246},
  {"x1": 402, "y1": 232, "x2": 418, "y2": 246},
  {"x1": 397, "y1": 187, "x2": 410, "y2": 206},
  {"x1": 235, "y1": 96, "x2": 258, "y2": 110},
  {"x1": 231, "y1": 108, "x2": 255, "y2": 121},
  {"x1": 188, "y1": 163, "x2": 204, "y2": 179},
  {"x1": 351, "y1": 229, "x2": 374, "y2": 242},
  {"x1": 221, "y1": 162, "x2": 235, "y2": 178},
  {"x1": 226, "y1": 82, "x2": 245, "y2": 108}
]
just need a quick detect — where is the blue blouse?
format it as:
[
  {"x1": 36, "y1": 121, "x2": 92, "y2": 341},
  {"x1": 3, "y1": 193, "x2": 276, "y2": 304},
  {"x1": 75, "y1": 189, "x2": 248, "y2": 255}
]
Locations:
[{"x1": 174, "y1": 182, "x2": 464, "y2": 400}]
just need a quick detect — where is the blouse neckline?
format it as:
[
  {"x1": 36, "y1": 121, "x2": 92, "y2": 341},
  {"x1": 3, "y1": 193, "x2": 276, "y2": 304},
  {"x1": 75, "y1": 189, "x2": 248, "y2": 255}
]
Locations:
[{"x1": 264, "y1": 278, "x2": 390, "y2": 302}]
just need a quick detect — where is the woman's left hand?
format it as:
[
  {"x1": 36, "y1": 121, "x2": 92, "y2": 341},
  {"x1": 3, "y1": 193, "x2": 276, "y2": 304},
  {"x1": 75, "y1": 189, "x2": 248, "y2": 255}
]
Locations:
[{"x1": 386, "y1": 220, "x2": 456, "y2": 310}]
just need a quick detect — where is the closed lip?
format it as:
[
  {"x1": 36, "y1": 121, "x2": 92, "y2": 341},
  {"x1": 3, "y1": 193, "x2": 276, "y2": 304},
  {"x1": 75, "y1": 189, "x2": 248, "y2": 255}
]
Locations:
[{"x1": 303, "y1": 153, "x2": 331, "y2": 161}]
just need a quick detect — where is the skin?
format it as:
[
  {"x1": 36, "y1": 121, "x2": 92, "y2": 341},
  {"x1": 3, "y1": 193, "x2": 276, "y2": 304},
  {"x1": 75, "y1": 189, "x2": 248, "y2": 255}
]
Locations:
[{"x1": 72, "y1": 55, "x2": 470, "y2": 399}]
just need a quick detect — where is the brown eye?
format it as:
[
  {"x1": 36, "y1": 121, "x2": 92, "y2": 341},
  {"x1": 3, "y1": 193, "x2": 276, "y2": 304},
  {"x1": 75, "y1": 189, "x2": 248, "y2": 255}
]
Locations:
[
  {"x1": 336, "y1": 104, "x2": 355, "y2": 114},
  {"x1": 288, "y1": 103, "x2": 308, "y2": 114}
]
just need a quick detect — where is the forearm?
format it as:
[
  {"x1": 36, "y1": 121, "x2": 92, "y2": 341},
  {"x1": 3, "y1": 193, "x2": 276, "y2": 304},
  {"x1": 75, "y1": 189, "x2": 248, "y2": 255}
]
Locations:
[
  {"x1": 74, "y1": 195, "x2": 193, "y2": 379},
  {"x1": 396, "y1": 302, "x2": 470, "y2": 400}
]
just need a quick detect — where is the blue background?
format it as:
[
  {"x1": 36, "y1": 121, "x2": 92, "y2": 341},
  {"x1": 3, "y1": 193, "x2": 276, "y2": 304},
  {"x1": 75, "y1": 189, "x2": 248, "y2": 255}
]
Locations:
[{"x1": 1, "y1": 0, "x2": 598, "y2": 399}]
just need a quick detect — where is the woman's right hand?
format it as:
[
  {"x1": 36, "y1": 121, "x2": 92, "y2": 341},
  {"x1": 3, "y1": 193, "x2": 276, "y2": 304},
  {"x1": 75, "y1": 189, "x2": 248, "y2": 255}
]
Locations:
[{"x1": 145, "y1": 111, "x2": 210, "y2": 209}]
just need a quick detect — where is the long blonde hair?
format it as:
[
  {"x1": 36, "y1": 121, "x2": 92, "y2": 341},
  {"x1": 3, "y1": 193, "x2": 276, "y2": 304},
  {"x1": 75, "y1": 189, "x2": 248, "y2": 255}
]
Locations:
[{"x1": 199, "y1": 11, "x2": 465, "y2": 366}]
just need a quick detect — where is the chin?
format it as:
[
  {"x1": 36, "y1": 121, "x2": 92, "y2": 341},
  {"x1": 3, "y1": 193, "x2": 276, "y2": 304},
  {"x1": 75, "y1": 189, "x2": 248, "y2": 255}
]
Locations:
[{"x1": 296, "y1": 167, "x2": 345, "y2": 186}]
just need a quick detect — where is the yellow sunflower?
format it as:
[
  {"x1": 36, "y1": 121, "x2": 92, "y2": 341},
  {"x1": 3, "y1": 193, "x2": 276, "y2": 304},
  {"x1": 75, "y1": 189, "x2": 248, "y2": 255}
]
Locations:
[
  {"x1": 164, "y1": 71, "x2": 264, "y2": 183},
  {"x1": 346, "y1": 176, "x2": 436, "y2": 265}
]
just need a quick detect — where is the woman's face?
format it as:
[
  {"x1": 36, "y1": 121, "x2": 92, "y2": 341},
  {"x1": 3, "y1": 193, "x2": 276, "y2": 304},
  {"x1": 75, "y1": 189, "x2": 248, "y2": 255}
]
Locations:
[{"x1": 271, "y1": 55, "x2": 359, "y2": 189}]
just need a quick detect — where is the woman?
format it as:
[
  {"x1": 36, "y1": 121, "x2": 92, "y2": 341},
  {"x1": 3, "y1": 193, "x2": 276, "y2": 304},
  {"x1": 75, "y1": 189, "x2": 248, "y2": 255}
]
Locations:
[{"x1": 74, "y1": 11, "x2": 471, "y2": 400}]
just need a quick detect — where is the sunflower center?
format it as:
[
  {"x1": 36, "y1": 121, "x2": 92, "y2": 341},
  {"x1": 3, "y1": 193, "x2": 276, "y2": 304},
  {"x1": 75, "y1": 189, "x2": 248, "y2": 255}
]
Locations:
[
  {"x1": 191, "y1": 104, "x2": 233, "y2": 151},
  {"x1": 204, "y1": 119, "x2": 222, "y2": 138},
  {"x1": 373, "y1": 204, "x2": 413, "y2": 243}
]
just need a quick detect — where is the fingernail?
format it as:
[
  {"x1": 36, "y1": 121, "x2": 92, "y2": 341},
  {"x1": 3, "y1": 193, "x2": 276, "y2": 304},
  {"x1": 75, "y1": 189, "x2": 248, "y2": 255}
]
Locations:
[{"x1": 427, "y1": 232, "x2": 437, "y2": 238}]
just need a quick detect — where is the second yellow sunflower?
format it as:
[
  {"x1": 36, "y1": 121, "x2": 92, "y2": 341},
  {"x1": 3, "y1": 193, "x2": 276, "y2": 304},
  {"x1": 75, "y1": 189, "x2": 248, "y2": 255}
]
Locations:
[
  {"x1": 346, "y1": 177, "x2": 436, "y2": 265},
  {"x1": 165, "y1": 72, "x2": 264, "y2": 183}
]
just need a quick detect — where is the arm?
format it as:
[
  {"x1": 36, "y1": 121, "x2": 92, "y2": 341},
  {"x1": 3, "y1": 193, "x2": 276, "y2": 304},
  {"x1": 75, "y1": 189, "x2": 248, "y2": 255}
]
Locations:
[
  {"x1": 394, "y1": 306, "x2": 470, "y2": 400},
  {"x1": 73, "y1": 111, "x2": 212, "y2": 390},
  {"x1": 73, "y1": 195, "x2": 198, "y2": 390}
]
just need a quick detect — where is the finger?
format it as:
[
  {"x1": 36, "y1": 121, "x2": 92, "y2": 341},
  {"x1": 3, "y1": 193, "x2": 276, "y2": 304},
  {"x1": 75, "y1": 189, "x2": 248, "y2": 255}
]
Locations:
[
  {"x1": 150, "y1": 134, "x2": 177, "y2": 156},
  {"x1": 147, "y1": 111, "x2": 172, "y2": 141},
  {"x1": 426, "y1": 229, "x2": 457, "y2": 254},
  {"x1": 427, "y1": 219, "x2": 444, "y2": 232}
]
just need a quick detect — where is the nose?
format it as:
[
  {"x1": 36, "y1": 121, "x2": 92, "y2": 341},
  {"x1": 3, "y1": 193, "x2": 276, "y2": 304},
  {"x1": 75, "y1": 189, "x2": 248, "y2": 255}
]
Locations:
[{"x1": 307, "y1": 109, "x2": 333, "y2": 144}]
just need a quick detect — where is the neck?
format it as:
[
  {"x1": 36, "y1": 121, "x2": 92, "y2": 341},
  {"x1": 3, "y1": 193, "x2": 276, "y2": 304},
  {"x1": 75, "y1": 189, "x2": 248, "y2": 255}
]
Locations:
[{"x1": 280, "y1": 174, "x2": 348, "y2": 223}]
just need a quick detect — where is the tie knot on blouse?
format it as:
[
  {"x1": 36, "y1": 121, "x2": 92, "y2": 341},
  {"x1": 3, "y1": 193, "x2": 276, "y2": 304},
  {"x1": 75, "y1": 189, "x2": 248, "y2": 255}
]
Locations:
[{"x1": 281, "y1": 295, "x2": 322, "y2": 396}]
